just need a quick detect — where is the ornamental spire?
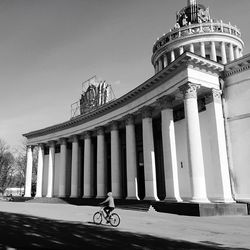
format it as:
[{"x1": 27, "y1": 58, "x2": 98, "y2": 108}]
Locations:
[{"x1": 187, "y1": 0, "x2": 197, "y2": 6}]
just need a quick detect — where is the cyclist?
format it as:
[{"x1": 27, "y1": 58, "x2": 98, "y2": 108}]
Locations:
[{"x1": 99, "y1": 192, "x2": 115, "y2": 221}]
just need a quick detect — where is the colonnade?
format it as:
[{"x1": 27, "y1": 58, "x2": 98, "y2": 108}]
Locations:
[
  {"x1": 25, "y1": 83, "x2": 234, "y2": 203},
  {"x1": 154, "y1": 41, "x2": 242, "y2": 73}
]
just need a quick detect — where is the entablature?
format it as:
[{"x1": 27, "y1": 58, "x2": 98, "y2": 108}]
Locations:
[{"x1": 24, "y1": 52, "x2": 223, "y2": 145}]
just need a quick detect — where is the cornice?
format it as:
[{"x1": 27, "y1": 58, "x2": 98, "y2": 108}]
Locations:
[
  {"x1": 224, "y1": 53, "x2": 250, "y2": 77},
  {"x1": 23, "y1": 52, "x2": 224, "y2": 139}
]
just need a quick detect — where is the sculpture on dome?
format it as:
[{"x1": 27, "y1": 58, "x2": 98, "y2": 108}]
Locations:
[
  {"x1": 198, "y1": 7, "x2": 210, "y2": 23},
  {"x1": 173, "y1": 22, "x2": 180, "y2": 30},
  {"x1": 182, "y1": 14, "x2": 188, "y2": 26},
  {"x1": 176, "y1": 1, "x2": 211, "y2": 28}
]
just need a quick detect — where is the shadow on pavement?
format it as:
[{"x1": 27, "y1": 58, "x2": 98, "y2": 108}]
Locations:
[{"x1": 0, "y1": 211, "x2": 247, "y2": 250}]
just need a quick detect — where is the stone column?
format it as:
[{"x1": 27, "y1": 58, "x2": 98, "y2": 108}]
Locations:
[
  {"x1": 96, "y1": 127, "x2": 107, "y2": 198},
  {"x1": 163, "y1": 54, "x2": 168, "y2": 68},
  {"x1": 210, "y1": 41, "x2": 217, "y2": 61},
  {"x1": 220, "y1": 42, "x2": 227, "y2": 64},
  {"x1": 179, "y1": 83, "x2": 209, "y2": 203},
  {"x1": 71, "y1": 135, "x2": 80, "y2": 197},
  {"x1": 234, "y1": 46, "x2": 240, "y2": 59},
  {"x1": 179, "y1": 46, "x2": 184, "y2": 55},
  {"x1": 157, "y1": 59, "x2": 161, "y2": 72},
  {"x1": 239, "y1": 48, "x2": 243, "y2": 57},
  {"x1": 200, "y1": 42, "x2": 206, "y2": 58},
  {"x1": 158, "y1": 96, "x2": 182, "y2": 202},
  {"x1": 125, "y1": 114, "x2": 139, "y2": 199},
  {"x1": 208, "y1": 89, "x2": 234, "y2": 202},
  {"x1": 154, "y1": 63, "x2": 158, "y2": 74},
  {"x1": 171, "y1": 50, "x2": 175, "y2": 62},
  {"x1": 47, "y1": 141, "x2": 56, "y2": 198},
  {"x1": 36, "y1": 144, "x2": 45, "y2": 198},
  {"x1": 229, "y1": 43, "x2": 235, "y2": 62},
  {"x1": 141, "y1": 107, "x2": 158, "y2": 201},
  {"x1": 58, "y1": 138, "x2": 67, "y2": 197},
  {"x1": 83, "y1": 131, "x2": 94, "y2": 198},
  {"x1": 110, "y1": 121, "x2": 122, "y2": 198},
  {"x1": 24, "y1": 145, "x2": 33, "y2": 197},
  {"x1": 156, "y1": 60, "x2": 159, "y2": 72},
  {"x1": 189, "y1": 43, "x2": 194, "y2": 53}
]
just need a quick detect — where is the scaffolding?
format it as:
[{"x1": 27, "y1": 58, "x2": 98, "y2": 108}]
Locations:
[{"x1": 70, "y1": 76, "x2": 116, "y2": 119}]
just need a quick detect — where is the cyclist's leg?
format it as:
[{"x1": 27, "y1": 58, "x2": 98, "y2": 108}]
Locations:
[
  {"x1": 106, "y1": 207, "x2": 114, "y2": 219},
  {"x1": 103, "y1": 206, "x2": 109, "y2": 218}
]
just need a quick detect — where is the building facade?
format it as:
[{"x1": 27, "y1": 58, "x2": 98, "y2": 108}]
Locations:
[{"x1": 23, "y1": 0, "x2": 250, "y2": 212}]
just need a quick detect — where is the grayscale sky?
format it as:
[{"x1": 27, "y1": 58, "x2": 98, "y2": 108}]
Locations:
[{"x1": 0, "y1": 0, "x2": 249, "y2": 149}]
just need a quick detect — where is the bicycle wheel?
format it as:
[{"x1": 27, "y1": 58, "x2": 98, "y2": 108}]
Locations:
[
  {"x1": 93, "y1": 212, "x2": 103, "y2": 224},
  {"x1": 109, "y1": 213, "x2": 120, "y2": 227}
]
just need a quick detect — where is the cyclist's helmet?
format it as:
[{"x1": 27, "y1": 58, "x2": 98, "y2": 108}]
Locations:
[{"x1": 107, "y1": 192, "x2": 112, "y2": 196}]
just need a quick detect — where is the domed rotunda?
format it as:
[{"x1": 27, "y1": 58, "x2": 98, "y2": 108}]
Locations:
[{"x1": 152, "y1": 0, "x2": 244, "y2": 73}]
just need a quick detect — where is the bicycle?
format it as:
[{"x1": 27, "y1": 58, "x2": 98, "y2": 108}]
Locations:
[{"x1": 93, "y1": 207, "x2": 120, "y2": 227}]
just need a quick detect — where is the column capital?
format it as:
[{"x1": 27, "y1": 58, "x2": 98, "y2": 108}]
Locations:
[
  {"x1": 109, "y1": 120, "x2": 119, "y2": 131},
  {"x1": 179, "y1": 82, "x2": 200, "y2": 99},
  {"x1": 83, "y1": 131, "x2": 92, "y2": 139},
  {"x1": 157, "y1": 95, "x2": 174, "y2": 110},
  {"x1": 141, "y1": 106, "x2": 153, "y2": 119},
  {"x1": 71, "y1": 135, "x2": 79, "y2": 142},
  {"x1": 124, "y1": 114, "x2": 135, "y2": 125},
  {"x1": 48, "y1": 140, "x2": 56, "y2": 147},
  {"x1": 211, "y1": 88, "x2": 222, "y2": 103},
  {"x1": 59, "y1": 138, "x2": 67, "y2": 145},
  {"x1": 27, "y1": 145, "x2": 35, "y2": 150},
  {"x1": 96, "y1": 126, "x2": 105, "y2": 136},
  {"x1": 38, "y1": 143, "x2": 46, "y2": 149}
]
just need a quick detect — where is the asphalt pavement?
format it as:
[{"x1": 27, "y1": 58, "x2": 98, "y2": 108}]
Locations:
[{"x1": 0, "y1": 201, "x2": 249, "y2": 249}]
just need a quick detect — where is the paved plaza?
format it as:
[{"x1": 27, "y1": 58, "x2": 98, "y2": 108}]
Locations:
[{"x1": 0, "y1": 201, "x2": 249, "y2": 249}]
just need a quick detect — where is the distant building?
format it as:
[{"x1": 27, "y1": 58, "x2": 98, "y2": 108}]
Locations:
[{"x1": 23, "y1": 0, "x2": 250, "y2": 215}]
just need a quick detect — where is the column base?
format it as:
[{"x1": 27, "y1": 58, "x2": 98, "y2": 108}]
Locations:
[
  {"x1": 96, "y1": 195, "x2": 106, "y2": 199},
  {"x1": 70, "y1": 195, "x2": 80, "y2": 198},
  {"x1": 210, "y1": 197, "x2": 235, "y2": 203},
  {"x1": 82, "y1": 195, "x2": 94, "y2": 199},
  {"x1": 190, "y1": 197, "x2": 210, "y2": 203},
  {"x1": 144, "y1": 196, "x2": 159, "y2": 201},
  {"x1": 58, "y1": 195, "x2": 66, "y2": 198},
  {"x1": 113, "y1": 195, "x2": 123, "y2": 199},
  {"x1": 126, "y1": 196, "x2": 139, "y2": 200},
  {"x1": 164, "y1": 197, "x2": 183, "y2": 202}
]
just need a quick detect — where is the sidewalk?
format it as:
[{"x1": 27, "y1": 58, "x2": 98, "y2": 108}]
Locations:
[{"x1": 0, "y1": 201, "x2": 249, "y2": 249}]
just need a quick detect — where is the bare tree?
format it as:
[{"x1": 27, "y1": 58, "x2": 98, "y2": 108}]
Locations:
[{"x1": 0, "y1": 139, "x2": 15, "y2": 194}]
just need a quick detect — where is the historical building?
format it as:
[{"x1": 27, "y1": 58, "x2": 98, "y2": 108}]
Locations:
[{"x1": 23, "y1": 0, "x2": 250, "y2": 215}]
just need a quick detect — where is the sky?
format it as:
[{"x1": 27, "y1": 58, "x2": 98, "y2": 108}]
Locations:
[{"x1": 0, "y1": 0, "x2": 249, "y2": 150}]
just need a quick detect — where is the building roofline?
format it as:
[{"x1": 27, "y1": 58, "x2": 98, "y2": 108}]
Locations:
[
  {"x1": 224, "y1": 53, "x2": 250, "y2": 77},
  {"x1": 23, "y1": 52, "x2": 224, "y2": 139}
]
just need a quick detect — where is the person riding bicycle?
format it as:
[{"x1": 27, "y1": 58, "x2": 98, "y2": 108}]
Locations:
[{"x1": 99, "y1": 192, "x2": 115, "y2": 221}]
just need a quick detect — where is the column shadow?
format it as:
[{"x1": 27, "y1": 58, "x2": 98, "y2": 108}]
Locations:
[{"x1": 0, "y1": 212, "x2": 247, "y2": 250}]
